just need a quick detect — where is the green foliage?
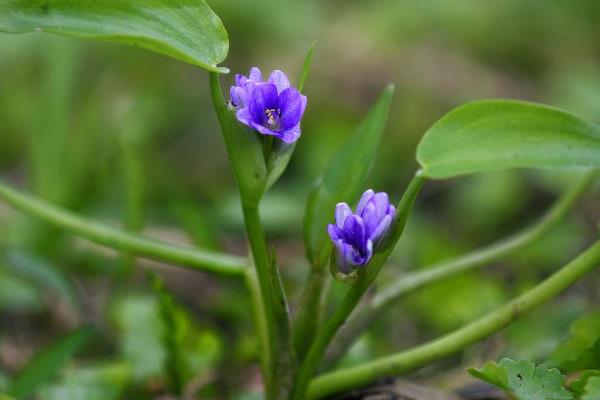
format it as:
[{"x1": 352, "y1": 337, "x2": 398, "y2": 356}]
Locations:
[
  {"x1": 549, "y1": 312, "x2": 600, "y2": 372},
  {"x1": 111, "y1": 292, "x2": 223, "y2": 392},
  {"x1": 417, "y1": 100, "x2": 600, "y2": 179},
  {"x1": 8, "y1": 326, "x2": 94, "y2": 399},
  {"x1": 303, "y1": 85, "x2": 395, "y2": 267},
  {"x1": 468, "y1": 358, "x2": 573, "y2": 400},
  {"x1": 40, "y1": 362, "x2": 130, "y2": 400},
  {"x1": 571, "y1": 371, "x2": 600, "y2": 399},
  {"x1": 110, "y1": 294, "x2": 165, "y2": 381},
  {"x1": 0, "y1": 0, "x2": 229, "y2": 72}
]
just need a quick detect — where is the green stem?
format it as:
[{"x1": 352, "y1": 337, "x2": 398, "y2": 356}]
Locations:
[
  {"x1": 307, "y1": 237, "x2": 600, "y2": 399},
  {"x1": 243, "y1": 267, "x2": 271, "y2": 392},
  {"x1": 291, "y1": 173, "x2": 425, "y2": 400},
  {"x1": 323, "y1": 169, "x2": 598, "y2": 367},
  {"x1": 241, "y1": 204, "x2": 276, "y2": 397},
  {"x1": 0, "y1": 179, "x2": 247, "y2": 277}
]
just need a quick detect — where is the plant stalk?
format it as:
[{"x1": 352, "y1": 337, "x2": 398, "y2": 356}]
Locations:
[{"x1": 307, "y1": 238, "x2": 600, "y2": 399}]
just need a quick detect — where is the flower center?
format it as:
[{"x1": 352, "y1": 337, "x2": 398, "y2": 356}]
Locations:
[{"x1": 264, "y1": 108, "x2": 281, "y2": 130}]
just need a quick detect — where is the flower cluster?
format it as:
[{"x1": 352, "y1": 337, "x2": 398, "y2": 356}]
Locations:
[
  {"x1": 230, "y1": 67, "x2": 307, "y2": 144},
  {"x1": 327, "y1": 190, "x2": 396, "y2": 273}
]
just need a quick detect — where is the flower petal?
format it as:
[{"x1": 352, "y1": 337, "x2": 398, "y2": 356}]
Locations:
[
  {"x1": 327, "y1": 224, "x2": 343, "y2": 241},
  {"x1": 372, "y1": 192, "x2": 391, "y2": 220},
  {"x1": 343, "y1": 215, "x2": 366, "y2": 249},
  {"x1": 361, "y1": 202, "x2": 380, "y2": 238},
  {"x1": 235, "y1": 73, "x2": 248, "y2": 87},
  {"x1": 230, "y1": 86, "x2": 249, "y2": 108},
  {"x1": 278, "y1": 87, "x2": 304, "y2": 130},
  {"x1": 369, "y1": 214, "x2": 392, "y2": 245},
  {"x1": 279, "y1": 123, "x2": 301, "y2": 143},
  {"x1": 335, "y1": 203, "x2": 352, "y2": 228},
  {"x1": 334, "y1": 240, "x2": 355, "y2": 274},
  {"x1": 249, "y1": 83, "x2": 278, "y2": 123},
  {"x1": 268, "y1": 69, "x2": 291, "y2": 93},
  {"x1": 235, "y1": 107, "x2": 253, "y2": 127},
  {"x1": 250, "y1": 121, "x2": 278, "y2": 137},
  {"x1": 356, "y1": 189, "x2": 375, "y2": 215},
  {"x1": 249, "y1": 67, "x2": 263, "y2": 82}
]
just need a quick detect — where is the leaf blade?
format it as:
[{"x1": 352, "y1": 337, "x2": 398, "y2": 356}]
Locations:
[
  {"x1": 8, "y1": 326, "x2": 94, "y2": 399},
  {"x1": 0, "y1": 0, "x2": 229, "y2": 72},
  {"x1": 417, "y1": 99, "x2": 600, "y2": 179}
]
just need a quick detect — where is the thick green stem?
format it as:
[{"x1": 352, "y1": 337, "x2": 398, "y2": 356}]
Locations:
[
  {"x1": 0, "y1": 180, "x2": 247, "y2": 276},
  {"x1": 307, "y1": 238, "x2": 600, "y2": 399},
  {"x1": 323, "y1": 170, "x2": 598, "y2": 367},
  {"x1": 291, "y1": 173, "x2": 425, "y2": 400}
]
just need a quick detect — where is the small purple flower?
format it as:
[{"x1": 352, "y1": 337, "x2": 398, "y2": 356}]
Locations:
[
  {"x1": 230, "y1": 67, "x2": 307, "y2": 144},
  {"x1": 327, "y1": 190, "x2": 396, "y2": 273}
]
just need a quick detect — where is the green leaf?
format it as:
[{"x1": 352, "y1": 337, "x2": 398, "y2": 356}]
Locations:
[
  {"x1": 549, "y1": 312, "x2": 600, "y2": 372},
  {"x1": 417, "y1": 99, "x2": 600, "y2": 179},
  {"x1": 0, "y1": 0, "x2": 229, "y2": 73},
  {"x1": 40, "y1": 362, "x2": 130, "y2": 400},
  {"x1": 468, "y1": 359, "x2": 573, "y2": 400},
  {"x1": 570, "y1": 370, "x2": 600, "y2": 398},
  {"x1": 8, "y1": 326, "x2": 94, "y2": 399},
  {"x1": 110, "y1": 294, "x2": 165, "y2": 381},
  {"x1": 297, "y1": 41, "x2": 317, "y2": 92},
  {"x1": 581, "y1": 376, "x2": 600, "y2": 400},
  {"x1": 303, "y1": 85, "x2": 395, "y2": 266}
]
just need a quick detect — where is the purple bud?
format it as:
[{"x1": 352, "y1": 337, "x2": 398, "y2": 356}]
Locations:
[
  {"x1": 229, "y1": 67, "x2": 307, "y2": 144},
  {"x1": 327, "y1": 189, "x2": 396, "y2": 273}
]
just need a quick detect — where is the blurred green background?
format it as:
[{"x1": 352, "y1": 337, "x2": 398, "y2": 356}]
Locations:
[{"x1": 1, "y1": 0, "x2": 599, "y2": 398}]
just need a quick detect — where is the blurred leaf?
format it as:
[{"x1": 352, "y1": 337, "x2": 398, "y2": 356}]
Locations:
[
  {"x1": 40, "y1": 362, "x2": 130, "y2": 400},
  {"x1": 0, "y1": 0, "x2": 229, "y2": 73},
  {"x1": 417, "y1": 100, "x2": 600, "y2": 179},
  {"x1": 581, "y1": 376, "x2": 600, "y2": 400},
  {"x1": 303, "y1": 85, "x2": 395, "y2": 266},
  {"x1": 0, "y1": 395, "x2": 15, "y2": 400},
  {"x1": 549, "y1": 312, "x2": 600, "y2": 372},
  {"x1": 110, "y1": 294, "x2": 165, "y2": 381},
  {"x1": 468, "y1": 358, "x2": 573, "y2": 400},
  {"x1": 407, "y1": 274, "x2": 505, "y2": 332},
  {"x1": 0, "y1": 267, "x2": 43, "y2": 312},
  {"x1": 6, "y1": 250, "x2": 80, "y2": 312},
  {"x1": 297, "y1": 41, "x2": 316, "y2": 92},
  {"x1": 8, "y1": 326, "x2": 94, "y2": 399},
  {"x1": 571, "y1": 371, "x2": 600, "y2": 399}
]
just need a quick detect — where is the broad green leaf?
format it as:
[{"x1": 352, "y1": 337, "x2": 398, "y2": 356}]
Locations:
[
  {"x1": 468, "y1": 359, "x2": 573, "y2": 400},
  {"x1": 417, "y1": 100, "x2": 600, "y2": 179},
  {"x1": 0, "y1": 0, "x2": 229, "y2": 73},
  {"x1": 8, "y1": 326, "x2": 94, "y2": 399},
  {"x1": 303, "y1": 85, "x2": 395, "y2": 266},
  {"x1": 549, "y1": 312, "x2": 600, "y2": 372}
]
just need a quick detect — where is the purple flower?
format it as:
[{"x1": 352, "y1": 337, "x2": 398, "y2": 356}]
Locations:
[
  {"x1": 327, "y1": 190, "x2": 396, "y2": 273},
  {"x1": 230, "y1": 67, "x2": 307, "y2": 144}
]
